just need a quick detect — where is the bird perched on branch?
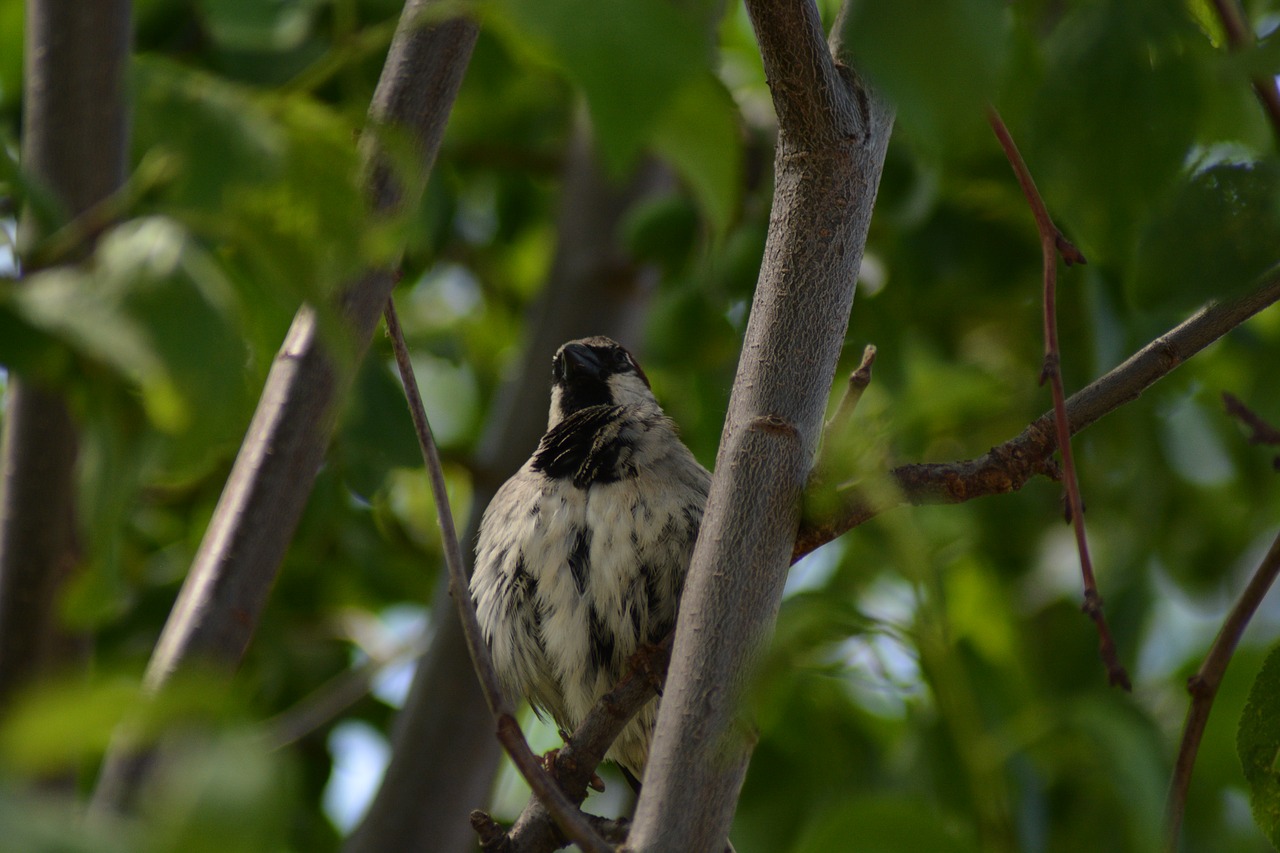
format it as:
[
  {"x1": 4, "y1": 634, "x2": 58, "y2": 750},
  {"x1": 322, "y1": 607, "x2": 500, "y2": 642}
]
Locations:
[{"x1": 471, "y1": 336, "x2": 711, "y2": 780}]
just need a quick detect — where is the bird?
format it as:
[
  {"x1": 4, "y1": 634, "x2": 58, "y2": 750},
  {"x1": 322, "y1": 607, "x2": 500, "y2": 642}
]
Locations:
[{"x1": 470, "y1": 335, "x2": 711, "y2": 781}]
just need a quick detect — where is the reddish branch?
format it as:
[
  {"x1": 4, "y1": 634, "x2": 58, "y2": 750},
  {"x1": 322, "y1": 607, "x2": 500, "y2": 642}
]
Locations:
[
  {"x1": 1165, "y1": 530, "x2": 1280, "y2": 852},
  {"x1": 383, "y1": 300, "x2": 613, "y2": 853},
  {"x1": 985, "y1": 107, "x2": 1129, "y2": 690}
]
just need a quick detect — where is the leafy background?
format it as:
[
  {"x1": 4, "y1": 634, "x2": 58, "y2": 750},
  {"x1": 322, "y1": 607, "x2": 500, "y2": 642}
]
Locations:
[{"x1": 2, "y1": 0, "x2": 1280, "y2": 851}]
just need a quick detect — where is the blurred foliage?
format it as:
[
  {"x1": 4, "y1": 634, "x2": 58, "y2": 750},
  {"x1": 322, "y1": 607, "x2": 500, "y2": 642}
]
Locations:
[{"x1": 1, "y1": 0, "x2": 1279, "y2": 851}]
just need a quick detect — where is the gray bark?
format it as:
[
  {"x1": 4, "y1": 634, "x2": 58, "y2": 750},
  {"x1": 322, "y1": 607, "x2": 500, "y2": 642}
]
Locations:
[
  {"x1": 90, "y1": 1, "x2": 478, "y2": 812},
  {"x1": 627, "y1": 1, "x2": 893, "y2": 849},
  {"x1": 346, "y1": 127, "x2": 672, "y2": 853},
  {"x1": 0, "y1": 0, "x2": 132, "y2": 712}
]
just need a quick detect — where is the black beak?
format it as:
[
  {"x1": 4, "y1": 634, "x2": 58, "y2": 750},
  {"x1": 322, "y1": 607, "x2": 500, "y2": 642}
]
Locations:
[{"x1": 556, "y1": 343, "x2": 606, "y2": 383}]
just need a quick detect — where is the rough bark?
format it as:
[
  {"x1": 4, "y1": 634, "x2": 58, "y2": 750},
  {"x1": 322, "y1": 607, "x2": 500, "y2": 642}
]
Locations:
[
  {"x1": 626, "y1": 2, "x2": 893, "y2": 849},
  {"x1": 90, "y1": 1, "x2": 478, "y2": 812},
  {"x1": 346, "y1": 127, "x2": 672, "y2": 853},
  {"x1": 0, "y1": 0, "x2": 132, "y2": 712}
]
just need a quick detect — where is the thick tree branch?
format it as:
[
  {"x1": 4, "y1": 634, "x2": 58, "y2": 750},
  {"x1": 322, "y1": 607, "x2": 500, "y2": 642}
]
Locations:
[
  {"x1": 796, "y1": 270, "x2": 1280, "y2": 555},
  {"x1": 0, "y1": 0, "x2": 131, "y2": 712},
  {"x1": 627, "y1": 1, "x2": 894, "y2": 848},
  {"x1": 1165, "y1": 529, "x2": 1280, "y2": 852},
  {"x1": 91, "y1": 0, "x2": 478, "y2": 814}
]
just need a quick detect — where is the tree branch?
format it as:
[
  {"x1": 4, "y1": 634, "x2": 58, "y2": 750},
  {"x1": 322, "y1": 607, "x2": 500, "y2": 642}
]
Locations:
[
  {"x1": 90, "y1": 0, "x2": 478, "y2": 814},
  {"x1": 796, "y1": 270, "x2": 1280, "y2": 556},
  {"x1": 626, "y1": 1, "x2": 894, "y2": 848},
  {"x1": 1165, "y1": 529, "x2": 1280, "y2": 852},
  {"x1": 0, "y1": 0, "x2": 131, "y2": 713}
]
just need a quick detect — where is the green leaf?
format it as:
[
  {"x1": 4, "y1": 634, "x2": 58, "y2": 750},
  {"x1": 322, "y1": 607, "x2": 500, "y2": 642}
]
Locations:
[
  {"x1": 132, "y1": 57, "x2": 379, "y2": 360},
  {"x1": 840, "y1": 0, "x2": 1010, "y2": 158},
  {"x1": 621, "y1": 194, "x2": 700, "y2": 273},
  {"x1": 790, "y1": 794, "x2": 978, "y2": 853},
  {"x1": 12, "y1": 218, "x2": 252, "y2": 443},
  {"x1": 484, "y1": 0, "x2": 714, "y2": 172},
  {"x1": 1238, "y1": 641, "x2": 1280, "y2": 848},
  {"x1": 1129, "y1": 161, "x2": 1280, "y2": 314},
  {"x1": 1027, "y1": 1, "x2": 1205, "y2": 260},
  {"x1": 651, "y1": 73, "x2": 743, "y2": 238}
]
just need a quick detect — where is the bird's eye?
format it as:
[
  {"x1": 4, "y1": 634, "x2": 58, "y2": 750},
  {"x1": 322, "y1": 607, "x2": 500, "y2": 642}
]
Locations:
[{"x1": 613, "y1": 349, "x2": 633, "y2": 370}]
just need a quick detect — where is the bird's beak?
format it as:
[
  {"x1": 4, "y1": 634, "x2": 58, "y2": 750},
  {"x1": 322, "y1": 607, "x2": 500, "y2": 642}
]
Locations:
[{"x1": 559, "y1": 343, "x2": 606, "y2": 382}]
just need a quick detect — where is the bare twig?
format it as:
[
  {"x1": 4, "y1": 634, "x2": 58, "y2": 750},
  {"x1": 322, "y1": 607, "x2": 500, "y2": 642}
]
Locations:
[
  {"x1": 1209, "y1": 0, "x2": 1280, "y2": 142},
  {"x1": 1165, "y1": 530, "x2": 1280, "y2": 851},
  {"x1": 987, "y1": 106, "x2": 1130, "y2": 691},
  {"x1": 826, "y1": 345, "x2": 877, "y2": 433},
  {"x1": 261, "y1": 629, "x2": 427, "y2": 750},
  {"x1": 1223, "y1": 392, "x2": 1280, "y2": 447},
  {"x1": 383, "y1": 299, "x2": 612, "y2": 853}
]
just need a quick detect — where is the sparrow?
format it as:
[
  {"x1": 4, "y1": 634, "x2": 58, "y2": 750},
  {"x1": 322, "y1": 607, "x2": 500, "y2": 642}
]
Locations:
[{"x1": 471, "y1": 336, "x2": 711, "y2": 780}]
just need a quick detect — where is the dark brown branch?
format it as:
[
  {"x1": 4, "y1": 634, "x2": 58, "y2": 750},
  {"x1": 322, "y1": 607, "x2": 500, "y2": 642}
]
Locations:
[
  {"x1": 795, "y1": 270, "x2": 1280, "y2": 556},
  {"x1": 986, "y1": 106, "x2": 1129, "y2": 691},
  {"x1": 384, "y1": 300, "x2": 612, "y2": 853},
  {"x1": 1165, "y1": 530, "x2": 1280, "y2": 852}
]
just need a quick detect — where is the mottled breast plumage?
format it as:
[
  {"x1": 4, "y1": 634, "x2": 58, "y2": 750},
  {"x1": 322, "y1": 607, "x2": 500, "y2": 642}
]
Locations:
[{"x1": 470, "y1": 337, "x2": 710, "y2": 776}]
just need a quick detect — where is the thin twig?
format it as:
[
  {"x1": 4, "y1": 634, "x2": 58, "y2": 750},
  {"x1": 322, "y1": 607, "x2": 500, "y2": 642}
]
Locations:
[
  {"x1": 383, "y1": 298, "x2": 613, "y2": 853},
  {"x1": 1223, "y1": 392, "x2": 1280, "y2": 446},
  {"x1": 261, "y1": 630, "x2": 427, "y2": 750},
  {"x1": 826, "y1": 344, "x2": 877, "y2": 432},
  {"x1": 1209, "y1": 0, "x2": 1280, "y2": 143},
  {"x1": 986, "y1": 106, "x2": 1129, "y2": 690},
  {"x1": 1165, "y1": 530, "x2": 1280, "y2": 851}
]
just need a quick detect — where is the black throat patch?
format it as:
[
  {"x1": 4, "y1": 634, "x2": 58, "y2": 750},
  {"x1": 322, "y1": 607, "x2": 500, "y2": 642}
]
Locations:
[{"x1": 532, "y1": 405, "x2": 639, "y2": 488}]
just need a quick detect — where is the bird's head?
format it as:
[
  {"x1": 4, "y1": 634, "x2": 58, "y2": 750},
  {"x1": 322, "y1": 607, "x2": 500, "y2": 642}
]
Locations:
[{"x1": 548, "y1": 336, "x2": 656, "y2": 427}]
